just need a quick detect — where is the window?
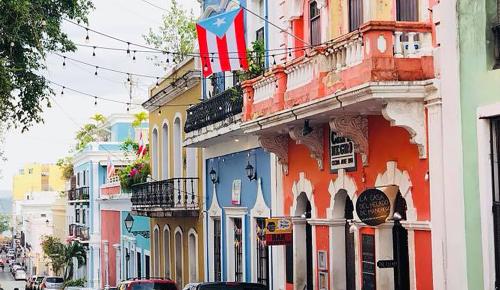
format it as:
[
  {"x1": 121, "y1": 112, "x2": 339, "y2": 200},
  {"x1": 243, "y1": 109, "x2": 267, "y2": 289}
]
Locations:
[
  {"x1": 188, "y1": 230, "x2": 198, "y2": 282},
  {"x1": 82, "y1": 209, "x2": 86, "y2": 224},
  {"x1": 175, "y1": 228, "x2": 183, "y2": 287},
  {"x1": 137, "y1": 252, "x2": 142, "y2": 279},
  {"x1": 173, "y1": 117, "x2": 182, "y2": 179},
  {"x1": 493, "y1": 1, "x2": 500, "y2": 69},
  {"x1": 152, "y1": 128, "x2": 159, "y2": 180},
  {"x1": 145, "y1": 255, "x2": 151, "y2": 279},
  {"x1": 28, "y1": 168, "x2": 33, "y2": 174},
  {"x1": 213, "y1": 219, "x2": 222, "y2": 282},
  {"x1": 256, "y1": 218, "x2": 269, "y2": 287},
  {"x1": 490, "y1": 118, "x2": 500, "y2": 285},
  {"x1": 396, "y1": 0, "x2": 418, "y2": 21},
  {"x1": 83, "y1": 170, "x2": 86, "y2": 186},
  {"x1": 75, "y1": 209, "x2": 80, "y2": 223},
  {"x1": 309, "y1": 1, "x2": 321, "y2": 46},
  {"x1": 153, "y1": 227, "x2": 160, "y2": 277},
  {"x1": 210, "y1": 73, "x2": 225, "y2": 97},
  {"x1": 40, "y1": 213, "x2": 46, "y2": 218},
  {"x1": 163, "y1": 226, "x2": 171, "y2": 279},
  {"x1": 162, "y1": 123, "x2": 169, "y2": 180},
  {"x1": 349, "y1": 0, "x2": 363, "y2": 32},
  {"x1": 234, "y1": 218, "x2": 243, "y2": 282}
]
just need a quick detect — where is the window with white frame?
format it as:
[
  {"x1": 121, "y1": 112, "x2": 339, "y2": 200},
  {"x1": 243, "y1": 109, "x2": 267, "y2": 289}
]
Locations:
[
  {"x1": 163, "y1": 226, "x2": 171, "y2": 279},
  {"x1": 153, "y1": 227, "x2": 160, "y2": 277},
  {"x1": 309, "y1": 1, "x2": 321, "y2": 46},
  {"x1": 213, "y1": 218, "x2": 222, "y2": 282},
  {"x1": 152, "y1": 128, "x2": 159, "y2": 180},
  {"x1": 161, "y1": 123, "x2": 169, "y2": 180},
  {"x1": 188, "y1": 229, "x2": 198, "y2": 282},
  {"x1": 234, "y1": 218, "x2": 243, "y2": 282},
  {"x1": 490, "y1": 118, "x2": 500, "y2": 286},
  {"x1": 396, "y1": 0, "x2": 418, "y2": 21},
  {"x1": 175, "y1": 228, "x2": 183, "y2": 287}
]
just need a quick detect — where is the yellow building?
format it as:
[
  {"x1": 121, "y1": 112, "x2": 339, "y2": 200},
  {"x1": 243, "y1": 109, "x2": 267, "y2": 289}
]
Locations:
[
  {"x1": 131, "y1": 57, "x2": 204, "y2": 288},
  {"x1": 12, "y1": 163, "x2": 65, "y2": 201},
  {"x1": 51, "y1": 196, "x2": 68, "y2": 242}
]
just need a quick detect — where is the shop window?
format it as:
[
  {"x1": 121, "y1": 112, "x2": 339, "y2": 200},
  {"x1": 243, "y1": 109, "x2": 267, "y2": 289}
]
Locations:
[
  {"x1": 396, "y1": 0, "x2": 418, "y2": 21},
  {"x1": 256, "y1": 218, "x2": 269, "y2": 287},
  {"x1": 234, "y1": 218, "x2": 243, "y2": 282},
  {"x1": 490, "y1": 118, "x2": 500, "y2": 285},
  {"x1": 214, "y1": 219, "x2": 222, "y2": 282},
  {"x1": 349, "y1": 0, "x2": 363, "y2": 32},
  {"x1": 310, "y1": 1, "x2": 321, "y2": 46}
]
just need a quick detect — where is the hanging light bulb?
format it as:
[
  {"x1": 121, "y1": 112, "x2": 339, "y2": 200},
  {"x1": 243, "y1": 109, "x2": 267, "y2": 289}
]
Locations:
[
  {"x1": 126, "y1": 103, "x2": 130, "y2": 112},
  {"x1": 127, "y1": 74, "x2": 131, "y2": 82},
  {"x1": 288, "y1": 48, "x2": 292, "y2": 57},
  {"x1": 61, "y1": 86, "x2": 65, "y2": 95},
  {"x1": 155, "y1": 77, "x2": 159, "y2": 87},
  {"x1": 85, "y1": 28, "x2": 90, "y2": 43},
  {"x1": 92, "y1": 46, "x2": 96, "y2": 57},
  {"x1": 272, "y1": 55, "x2": 276, "y2": 66},
  {"x1": 126, "y1": 42, "x2": 130, "y2": 55},
  {"x1": 62, "y1": 56, "x2": 66, "y2": 68},
  {"x1": 158, "y1": 107, "x2": 162, "y2": 115},
  {"x1": 94, "y1": 96, "x2": 97, "y2": 106},
  {"x1": 184, "y1": 79, "x2": 189, "y2": 90},
  {"x1": 94, "y1": 66, "x2": 98, "y2": 76},
  {"x1": 132, "y1": 51, "x2": 136, "y2": 62}
]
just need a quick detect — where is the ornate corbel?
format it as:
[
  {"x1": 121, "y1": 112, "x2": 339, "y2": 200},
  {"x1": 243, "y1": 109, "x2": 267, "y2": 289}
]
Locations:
[
  {"x1": 289, "y1": 126, "x2": 324, "y2": 170},
  {"x1": 382, "y1": 101, "x2": 427, "y2": 159},
  {"x1": 258, "y1": 134, "x2": 290, "y2": 174},
  {"x1": 329, "y1": 115, "x2": 369, "y2": 166}
]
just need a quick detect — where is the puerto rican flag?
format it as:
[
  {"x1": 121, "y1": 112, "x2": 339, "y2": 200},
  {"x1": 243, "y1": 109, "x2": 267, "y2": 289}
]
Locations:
[
  {"x1": 196, "y1": 8, "x2": 249, "y2": 77},
  {"x1": 106, "y1": 155, "x2": 115, "y2": 180},
  {"x1": 137, "y1": 131, "x2": 146, "y2": 158}
]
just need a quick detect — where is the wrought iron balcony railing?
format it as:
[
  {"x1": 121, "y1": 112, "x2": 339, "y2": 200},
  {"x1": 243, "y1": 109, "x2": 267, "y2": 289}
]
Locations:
[
  {"x1": 184, "y1": 86, "x2": 243, "y2": 133},
  {"x1": 131, "y1": 178, "x2": 199, "y2": 217},
  {"x1": 68, "y1": 187, "x2": 90, "y2": 202}
]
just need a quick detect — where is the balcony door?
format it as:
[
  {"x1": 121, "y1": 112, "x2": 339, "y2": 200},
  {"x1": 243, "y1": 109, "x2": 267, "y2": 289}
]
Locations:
[
  {"x1": 349, "y1": 0, "x2": 363, "y2": 32},
  {"x1": 396, "y1": 0, "x2": 418, "y2": 21}
]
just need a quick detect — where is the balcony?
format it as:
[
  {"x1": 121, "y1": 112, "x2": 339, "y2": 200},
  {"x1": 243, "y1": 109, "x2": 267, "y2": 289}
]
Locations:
[
  {"x1": 100, "y1": 176, "x2": 128, "y2": 198},
  {"x1": 67, "y1": 187, "x2": 90, "y2": 203},
  {"x1": 241, "y1": 21, "x2": 434, "y2": 124},
  {"x1": 131, "y1": 178, "x2": 199, "y2": 218},
  {"x1": 184, "y1": 87, "x2": 244, "y2": 146},
  {"x1": 69, "y1": 224, "x2": 90, "y2": 242}
]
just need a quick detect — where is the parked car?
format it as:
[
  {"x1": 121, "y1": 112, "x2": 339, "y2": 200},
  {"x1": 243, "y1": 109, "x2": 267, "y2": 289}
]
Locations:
[
  {"x1": 14, "y1": 269, "x2": 27, "y2": 281},
  {"x1": 192, "y1": 283, "x2": 266, "y2": 290},
  {"x1": 11, "y1": 263, "x2": 22, "y2": 274},
  {"x1": 26, "y1": 275, "x2": 44, "y2": 290},
  {"x1": 39, "y1": 276, "x2": 64, "y2": 289},
  {"x1": 117, "y1": 279, "x2": 177, "y2": 290}
]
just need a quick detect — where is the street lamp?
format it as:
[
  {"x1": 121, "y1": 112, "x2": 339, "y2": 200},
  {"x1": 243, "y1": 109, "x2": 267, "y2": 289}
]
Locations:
[
  {"x1": 124, "y1": 213, "x2": 150, "y2": 239},
  {"x1": 209, "y1": 168, "x2": 218, "y2": 184},
  {"x1": 245, "y1": 162, "x2": 256, "y2": 181}
]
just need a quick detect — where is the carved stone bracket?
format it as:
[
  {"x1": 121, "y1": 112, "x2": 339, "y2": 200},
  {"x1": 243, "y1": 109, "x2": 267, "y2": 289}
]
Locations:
[
  {"x1": 258, "y1": 134, "x2": 290, "y2": 174},
  {"x1": 329, "y1": 115, "x2": 369, "y2": 166},
  {"x1": 289, "y1": 126, "x2": 324, "y2": 170},
  {"x1": 382, "y1": 101, "x2": 427, "y2": 159}
]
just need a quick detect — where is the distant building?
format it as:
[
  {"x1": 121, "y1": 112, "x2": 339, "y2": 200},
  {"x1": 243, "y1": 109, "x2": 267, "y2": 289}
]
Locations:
[{"x1": 12, "y1": 163, "x2": 65, "y2": 201}]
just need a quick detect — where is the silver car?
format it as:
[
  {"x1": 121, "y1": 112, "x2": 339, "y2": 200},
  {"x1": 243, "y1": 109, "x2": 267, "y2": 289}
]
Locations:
[
  {"x1": 14, "y1": 269, "x2": 26, "y2": 280},
  {"x1": 40, "y1": 276, "x2": 64, "y2": 289}
]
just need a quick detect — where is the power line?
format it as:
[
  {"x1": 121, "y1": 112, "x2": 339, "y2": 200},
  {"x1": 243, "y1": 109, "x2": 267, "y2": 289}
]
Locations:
[{"x1": 137, "y1": 0, "x2": 167, "y2": 11}]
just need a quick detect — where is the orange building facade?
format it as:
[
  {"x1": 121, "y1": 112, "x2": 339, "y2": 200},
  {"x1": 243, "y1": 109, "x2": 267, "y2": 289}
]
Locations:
[{"x1": 239, "y1": 0, "x2": 439, "y2": 289}]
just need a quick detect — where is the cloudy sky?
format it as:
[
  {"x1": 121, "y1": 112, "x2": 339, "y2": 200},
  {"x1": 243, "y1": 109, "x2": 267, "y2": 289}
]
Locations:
[{"x1": 0, "y1": 0, "x2": 200, "y2": 191}]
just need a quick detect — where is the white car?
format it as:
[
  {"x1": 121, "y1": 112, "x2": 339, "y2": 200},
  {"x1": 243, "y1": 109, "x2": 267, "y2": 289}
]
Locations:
[
  {"x1": 40, "y1": 276, "x2": 64, "y2": 289},
  {"x1": 14, "y1": 269, "x2": 26, "y2": 280}
]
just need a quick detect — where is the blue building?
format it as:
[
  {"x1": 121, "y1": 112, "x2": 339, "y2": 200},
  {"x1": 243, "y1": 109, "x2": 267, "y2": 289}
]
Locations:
[
  {"x1": 69, "y1": 114, "x2": 149, "y2": 288},
  {"x1": 120, "y1": 211, "x2": 151, "y2": 281}
]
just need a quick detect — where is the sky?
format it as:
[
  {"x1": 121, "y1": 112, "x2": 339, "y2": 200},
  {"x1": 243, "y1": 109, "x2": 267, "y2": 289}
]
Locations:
[{"x1": 0, "y1": 0, "x2": 200, "y2": 191}]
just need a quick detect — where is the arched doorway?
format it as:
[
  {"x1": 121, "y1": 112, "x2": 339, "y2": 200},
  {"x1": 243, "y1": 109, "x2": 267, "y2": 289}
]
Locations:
[
  {"x1": 393, "y1": 191, "x2": 410, "y2": 290},
  {"x1": 294, "y1": 192, "x2": 313, "y2": 290}
]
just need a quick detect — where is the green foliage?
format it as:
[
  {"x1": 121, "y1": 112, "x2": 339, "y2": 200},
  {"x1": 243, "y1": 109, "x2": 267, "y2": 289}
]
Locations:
[
  {"x1": 240, "y1": 40, "x2": 266, "y2": 81},
  {"x1": 75, "y1": 113, "x2": 109, "y2": 151},
  {"x1": 63, "y1": 241, "x2": 86, "y2": 280},
  {"x1": 63, "y1": 278, "x2": 86, "y2": 287},
  {"x1": 132, "y1": 112, "x2": 148, "y2": 128},
  {"x1": 143, "y1": 0, "x2": 196, "y2": 65},
  {"x1": 119, "y1": 158, "x2": 151, "y2": 192},
  {"x1": 56, "y1": 156, "x2": 74, "y2": 180},
  {"x1": 41, "y1": 236, "x2": 65, "y2": 276},
  {"x1": 120, "y1": 137, "x2": 139, "y2": 154},
  {"x1": 0, "y1": 214, "x2": 10, "y2": 234},
  {"x1": 0, "y1": 0, "x2": 93, "y2": 131}
]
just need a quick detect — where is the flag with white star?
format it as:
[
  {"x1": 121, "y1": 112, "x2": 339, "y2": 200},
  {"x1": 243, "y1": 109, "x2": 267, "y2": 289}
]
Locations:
[{"x1": 196, "y1": 8, "x2": 249, "y2": 77}]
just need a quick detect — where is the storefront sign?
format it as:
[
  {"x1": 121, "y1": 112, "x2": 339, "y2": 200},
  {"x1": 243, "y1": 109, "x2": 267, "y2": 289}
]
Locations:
[
  {"x1": 231, "y1": 179, "x2": 241, "y2": 205},
  {"x1": 265, "y1": 217, "x2": 292, "y2": 245},
  {"x1": 330, "y1": 130, "x2": 356, "y2": 172},
  {"x1": 356, "y1": 188, "x2": 391, "y2": 226},
  {"x1": 362, "y1": 234, "x2": 376, "y2": 290},
  {"x1": 377, "y1": 259, "x2": 397, "y2": 268}
]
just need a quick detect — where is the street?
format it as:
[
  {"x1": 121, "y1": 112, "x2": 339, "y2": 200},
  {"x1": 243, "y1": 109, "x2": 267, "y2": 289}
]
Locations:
[{"x1": 0, "y1": 266, "x2": 25, "y2": 290}]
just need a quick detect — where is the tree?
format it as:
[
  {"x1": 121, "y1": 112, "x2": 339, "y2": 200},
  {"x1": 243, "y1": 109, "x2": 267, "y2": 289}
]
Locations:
[
  {"x1": 62, "y1": 241, "x2": 86, "y2": 280},
  {"x1": 75, "y1": 113, "x2": 109, "y2": 151},
  {"x1": 56, "y1": 156, "x2": 74, "y2": 180},
  {"x1": 143, "y1": 0, "x2": 196, "y2": 65},
  {"x1": 0, "y1": 214, "x2": 10, "y2": 234},
  {"x1": 132, "y1": 112, "x2": 148, "y2": 128},
  {"x1": 0, "y1": 0, "x2": 93, "y2": 131},
  {"x1": 41, "y1": 236, "x2": 65, "y2": 276}
]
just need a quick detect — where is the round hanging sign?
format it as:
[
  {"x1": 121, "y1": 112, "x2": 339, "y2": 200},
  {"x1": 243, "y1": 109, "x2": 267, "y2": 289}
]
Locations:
[{"x1": 355, "y1": 188, "x2": 391, "y2": 226}]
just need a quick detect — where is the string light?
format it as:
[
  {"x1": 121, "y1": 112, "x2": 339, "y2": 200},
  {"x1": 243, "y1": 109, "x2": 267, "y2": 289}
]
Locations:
[
  {"x1": 272, "y1": 55, "x2": 276, "y2": 66},
  {"x1": 155, "y1": 77, "x2": 159, "y2": 87},
  {"x1": 62, "y1": 57, "x2": 66, "y2": 68},
  {"x1": 61, "y1": 86, "x2": 65, "y2": 95},
  {"x1": 92, "y1": 46, "x2": 96, "y2": 57},
  {"x1": 85, "y1": 28, "x2": 90, "y2": 43},
  {"x1": 127, "y1": 74, "x2": 131, "y2": 82},
  {"x1": 127, "y1": 42, "x2": 131, "y2": 55},
  {"x1": 132, "y1": 50, "x2": 136, "y2": 61},
  {"x1": 158, "y1": 108, "x2": 162, "y2": 115},
  {"x1": 94, "y1": 66, "x2": 98, "y2": 76},
  {"x1": 94, "y1": 96, "x2": 98, "y2": 106},
  {"x1": 184, "y1": 78, "x2": 189, "y2": 90},
  {"x1": 288, "y1": 48, "x2": 292, "y2": 57},
  {"x1": 126, "y1": 103, "x2": 130, "y2": 112}
]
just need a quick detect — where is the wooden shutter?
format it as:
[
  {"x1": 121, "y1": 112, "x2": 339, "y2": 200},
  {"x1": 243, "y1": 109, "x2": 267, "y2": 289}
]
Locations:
[
  {"x1": 397, "y1": 0, "x2": 418, "y2": 21},
  {"x1": 349, "y1": 0, "x2": 363, "y2": 32}
]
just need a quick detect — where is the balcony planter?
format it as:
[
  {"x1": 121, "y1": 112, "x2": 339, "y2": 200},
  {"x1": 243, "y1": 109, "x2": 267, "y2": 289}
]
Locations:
[{"x1": 118, "y1": 158, "x2": 151, "y2": 192}]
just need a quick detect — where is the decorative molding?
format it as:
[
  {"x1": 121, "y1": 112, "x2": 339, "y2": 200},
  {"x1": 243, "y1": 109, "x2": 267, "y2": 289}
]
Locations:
[
  {"x1": 327, "y1": 169, "x2": 359, "y2": 219},
  {"x1": 375, "y1": 161, "x2": 417, "y2": 221},
  {"x1": 208, "y1": 184, "x2": 222, "y2": 217},
  {"x1": 258, "y1": 134, "x2": 290, "y2": 174},
  {"x1": 329, "y1": 115, "x2": 369, "y2": 165},
  {"x1": 289, "y1": 126, "x2": 324, "y2": 170},
  {"x1": 291, "y1": 172, "x2": 317, "y2": 218},
  {"x1": 382, "y1": 101, "x2": 427, "y2": 158},
  {"x1": 251, "y1": 178, "x2": 271, "y2": 217}
]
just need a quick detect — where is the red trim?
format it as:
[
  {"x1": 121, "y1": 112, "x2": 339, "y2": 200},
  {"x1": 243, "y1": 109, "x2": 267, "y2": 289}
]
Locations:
[{"x1": 196, "y1": 24, "x2": 212, "y2": 77}]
